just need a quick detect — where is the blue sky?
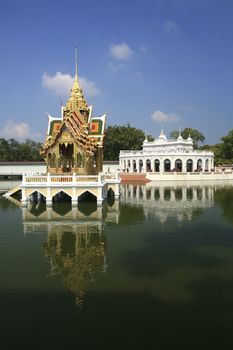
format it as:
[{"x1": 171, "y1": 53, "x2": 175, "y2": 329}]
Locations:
[{"x1": 0, "y1": 0, "x2": 232, "y2": 144}]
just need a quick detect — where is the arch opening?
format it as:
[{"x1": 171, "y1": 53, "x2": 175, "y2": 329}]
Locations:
[
  {"x1": 154, "y1": 159, "x2": 160, "y2": 172},
  {"x1": 27, "y1": 191, "x2": 46, "y2": 216},
  {"x1": 175, "y1": 159, "x2": 182, "y2": 172},
  {"x1": 187, "y1": 159, "x2": 193, "y2": 172},
  {"x1": 52, "y1": 191, "x2": 72, "y2": 215},
  {"x1": 146, "y1": 159, "x2": 151, "y2": 172},
  {"x1": 164, "y1": 159, "x2": 171, "y2": 172}
]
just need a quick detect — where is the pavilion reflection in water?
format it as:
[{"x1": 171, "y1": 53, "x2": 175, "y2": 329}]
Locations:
[
  {"x1": 121, "y1": 182, "x2": 215, "y2": 224},
  {"x1": 22, "y1": 201, "x2": 120, "y2": 311},
  {"x1": 21, "y1": 182, "x2": 218, "y2": 311}
]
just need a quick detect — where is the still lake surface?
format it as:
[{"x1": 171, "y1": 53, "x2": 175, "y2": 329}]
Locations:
[{"x1": 0, "y1": 181, "x2": 233, "y2": 349}]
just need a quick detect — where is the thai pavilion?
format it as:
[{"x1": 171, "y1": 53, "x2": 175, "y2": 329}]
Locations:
[
  {"x1": 40, "y1": 53, "x2": 106, "y2": 175},
  {"x1": 4, "y1": 52, "x2": 120, "y2": 206},
  {"x1": 119, "y1": 129, "x2": 214, "y2": 173}
]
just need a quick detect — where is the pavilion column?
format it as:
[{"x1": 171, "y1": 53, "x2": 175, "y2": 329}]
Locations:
[
  {"x1": 183, "y1": 160, "x2": 187, "y2": 173},
  {"x1": 160, "y1": 159, "x2": 164, "y2": 173},
  {"x1": 208, "y1": 158, "x2": 211, "y2": 172},
  {"x1": 130, "y1": 159, "x2": 134, "y2": 173},
  {"x1": 171, "y1": 159, "x2": 175, "y2": 171},
  {"x1": 143, "y1": 159, "x2": 146, "y2": 173},
  {"x1": 202, "y1": 158, "x2": 205, "y2": 172},
  {"x1": 136, "y1": 159, "x2": 139, "y2": 173},
  {"x1": 97, "y1": 146, "x2": 103, "y2": 172}
]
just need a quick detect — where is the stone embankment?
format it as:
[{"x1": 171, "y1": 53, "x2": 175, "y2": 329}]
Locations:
[{"x1": 120, "y1": 170, "x2": 233, "y2": 182}]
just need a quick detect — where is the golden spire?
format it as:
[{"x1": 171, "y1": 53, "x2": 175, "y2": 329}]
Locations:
[
  {"x1": 75, "y1": 46, "x2": 78, "y2": 81},
  {"x1": 65, "y1": 47, "x2": 89, "y2": 114}
]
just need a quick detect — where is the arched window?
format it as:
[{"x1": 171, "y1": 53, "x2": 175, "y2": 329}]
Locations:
[
  {"x1": 154, "y1": 159, "x2": 160, "y2": 172},
  {"x1": 164, "y1": 159, "x2": 171, "y2": 172},
  {"x1": 175, "y1": 159, "x2": 182, "y2": 172},
  {"x1": 187, "y1": 159, "x2": 193, "y2": 172},
  {"x1": 127, "y1": 160, "x2": 131, "y2": 172},
  {"x1": 139, "y1": 159, "x2": 143, "y2": 173},
  {"x1": 146, "y1": 159, "x2": 151, "y2": 172},
  {"x1": 133, "y1": 160, "x2": 137, "y2": 172},
  {"x1": 197, "y1": 159, "x2": 202, "y2": 171},
  {"x1": 205, "y1": 159, "x2": 209, "y2": 171}
]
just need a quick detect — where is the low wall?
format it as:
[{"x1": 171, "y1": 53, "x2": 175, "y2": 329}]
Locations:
[{"x1": 146, "y1": 171, "x2": 233, "y2": 182}]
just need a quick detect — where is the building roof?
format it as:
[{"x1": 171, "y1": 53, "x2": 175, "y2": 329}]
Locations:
[{"x1": 41, "y1": 51, "x2": 106, "y2": 155}]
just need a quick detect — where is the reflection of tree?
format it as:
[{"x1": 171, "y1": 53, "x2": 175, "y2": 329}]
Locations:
[
  {"x1": 43, "y1": 227, "x2": 106, "y2": 311},
  {"x1": 215, "y1": 187, "x2": 233, "y2": 224}
]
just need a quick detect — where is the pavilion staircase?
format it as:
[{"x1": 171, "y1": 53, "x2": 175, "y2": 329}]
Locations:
[{"x1": 3, "y1": 185, "x2": 21, "y2": 198}]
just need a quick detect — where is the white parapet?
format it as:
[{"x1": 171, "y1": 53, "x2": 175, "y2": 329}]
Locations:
[{"x1": 17, "y1": 172, "x2": 121, "y2": 207}]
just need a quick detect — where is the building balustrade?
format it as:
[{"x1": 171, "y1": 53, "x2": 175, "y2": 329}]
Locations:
[{"x1": 22, "y1": 172, "x2": 120, "y2": 186}]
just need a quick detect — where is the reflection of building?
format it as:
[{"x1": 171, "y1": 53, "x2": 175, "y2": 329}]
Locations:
[
  {"x1": 120, "y1": 129, "x2": 214, "y2": 173},
  {"x1": 121, "y1": 183, "x2": 214, "y2": 224},
  {"x1": 22, "y1": 201, "x2": 119, "y2": 310}
]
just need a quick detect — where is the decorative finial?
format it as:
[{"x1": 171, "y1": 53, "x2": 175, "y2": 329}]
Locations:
[
  {"x1": 160, "y1": 124, "x2": 164, "y2": 136},
  {"x1": 179, "y1": 125, "x2": 182, "y2": 137},
  {"x1": 75, "y1": 46, "x2": 78, "y2": 81}
]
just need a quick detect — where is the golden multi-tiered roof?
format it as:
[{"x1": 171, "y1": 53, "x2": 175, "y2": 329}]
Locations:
[{"x1": 41, "y1": 50, "x2": 106, "y2": 175}]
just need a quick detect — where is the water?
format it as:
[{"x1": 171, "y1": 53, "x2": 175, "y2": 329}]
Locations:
[{"x1": 0, "y1": 181, "x2": 233, "y2": 349}]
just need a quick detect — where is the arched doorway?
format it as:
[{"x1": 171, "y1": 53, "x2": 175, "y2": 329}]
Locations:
[
  {"x1": 187, "y1": 159, "x2": 193, "y2": 172},
  {"x1": 59, "y1": 143, "x2": 74, "y2": 172},
  {"x1": 164, "y1": 159, "x2": 171, "y2": 172},
  {"x1": 154, "y1": 159, "x2": 160, "y2": 172},
  {"x1": 197, "y1": 159, "x2": 202, "y2": 171},
  {"x1": 133, "y1": 160, "x2": 137, "y2": 172},
  {"x1": 139, "y1": 159, "x2": 143, "y2": 173},
  {"x1": 127, "y1": 160, "x2": 131, "y2": 172},
  {"x1": 146, "y1": 159, "x2": 151, "y2": 172},
  {"x1": 175, "y1": 159, "x2": 182, "y2": 172},
  {"x1": 205, "y1": 159, "x2": 209, "y2": 171}
]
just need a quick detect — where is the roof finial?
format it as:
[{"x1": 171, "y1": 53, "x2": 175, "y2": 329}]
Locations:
[
  {"x1": 75, "y1": 46, "x2": 78, "y2": 81},
  {"x1": 179, "y1": 124, "x2": 182, "y2": 137},
  {"x1": 160, "y1": 124, "x2": 164, "y2": 136}
]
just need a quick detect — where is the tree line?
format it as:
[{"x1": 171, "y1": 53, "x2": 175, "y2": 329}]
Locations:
[
  {"x1": 0, "y1": 138, "x2": 43, "y2": 161},
  {"x1": 0, "y1": 126, "x2": 232, "y2": 165}
]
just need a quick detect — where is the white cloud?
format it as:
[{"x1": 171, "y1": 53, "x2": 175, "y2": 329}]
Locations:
[
  {"x1": 151, "y1": 110, "x2": 180, "y2": 123},
  {"x1": 0, "y1": 120, "x2": 42, "y2": 141},
  {"x1": 164, "y1": 20, "x2": 178, "y2": 34},
  {"x1": 42, "y1": 71, "x2": 73, "y2": 96},
  {"x1": 79, "y1": 77, "x2": 101, "y2": 98},
  {"x1": 110, "y1": 42, "x2": 133, "y2": 60},
  {"x1": 42, "y1": 71, "x2": 101, "y2": 98}
]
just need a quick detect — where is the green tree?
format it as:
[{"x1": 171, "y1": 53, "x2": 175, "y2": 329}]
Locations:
[
  {"x1": 0, "y1": 138, "x2": 43, "y2": 161},
  {"x1": 170, "y1": 127, "x2": 205, "y2": 149},
  {"x1": 199, "y1": 143, "x2": 225, "y2": 166},
  {"x1": 0, "y1": 138, "x2": 10, "y2": 160},
  {"x1": 221, "y1": 129, "x2": 233, "y2": 163},
  {"x1": 104, "y1": 124, "x2": 150, "y2": 160}
]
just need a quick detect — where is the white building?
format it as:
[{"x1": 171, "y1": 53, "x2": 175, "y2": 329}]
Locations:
[{"x1": 119, "y1": 130, "x2": 214, "y2": 173}]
